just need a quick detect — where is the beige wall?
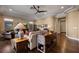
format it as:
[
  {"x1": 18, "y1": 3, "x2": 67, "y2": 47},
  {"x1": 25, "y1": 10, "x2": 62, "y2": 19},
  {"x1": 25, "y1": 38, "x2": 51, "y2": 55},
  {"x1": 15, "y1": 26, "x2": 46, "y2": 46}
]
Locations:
[
  {"x1": 78, "y1": 12, "x2": 79, "y2": 39},
  {"x1": 35, "y1": 16, "x2": 61, "y2": 33},
  {"x1": 35, "y1": 16, "x2": 55, "y2": 31},
  {"x1": 54, "y1": 18, "x2": 60, "y2": 33},
  {"x1": 66, "y1": 10, "x2": 79, "y2": 39},
  {"x1": 0, "y1": 16, "x2": 4, "y2": 32},
  {"x1": 0, "y1": 16, "x2": 26, "y2": 32}
]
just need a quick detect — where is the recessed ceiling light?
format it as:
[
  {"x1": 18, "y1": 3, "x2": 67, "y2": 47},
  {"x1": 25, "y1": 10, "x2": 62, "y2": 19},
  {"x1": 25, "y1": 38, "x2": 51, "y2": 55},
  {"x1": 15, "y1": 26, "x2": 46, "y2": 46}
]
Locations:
[
  {"x1": 61, "y1": 6, "x2": 64, "y2": 9},
  {"x1": 9, "y1": 9, "x2": 13, "y2": 11}
]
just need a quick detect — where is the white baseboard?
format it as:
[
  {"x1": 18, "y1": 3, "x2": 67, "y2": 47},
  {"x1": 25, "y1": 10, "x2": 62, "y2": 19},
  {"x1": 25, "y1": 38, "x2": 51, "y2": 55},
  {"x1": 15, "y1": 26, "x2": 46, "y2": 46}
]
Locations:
[{"x1": 66, "y1": 35, "x2": 79, "y2": 41}]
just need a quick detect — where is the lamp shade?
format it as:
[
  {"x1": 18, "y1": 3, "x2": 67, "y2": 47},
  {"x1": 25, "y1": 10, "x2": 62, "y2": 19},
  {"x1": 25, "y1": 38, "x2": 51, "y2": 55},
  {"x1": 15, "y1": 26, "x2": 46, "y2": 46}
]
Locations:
[{"x1": 14, "y1": 23, "x2": 26, "y2": 30}]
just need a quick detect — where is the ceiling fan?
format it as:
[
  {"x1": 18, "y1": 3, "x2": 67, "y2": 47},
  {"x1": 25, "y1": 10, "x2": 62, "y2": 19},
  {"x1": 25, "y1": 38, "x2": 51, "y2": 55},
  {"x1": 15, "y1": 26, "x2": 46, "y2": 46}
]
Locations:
[{"x1": 30, "y1": 5, "x2": 47, "y2": 14}]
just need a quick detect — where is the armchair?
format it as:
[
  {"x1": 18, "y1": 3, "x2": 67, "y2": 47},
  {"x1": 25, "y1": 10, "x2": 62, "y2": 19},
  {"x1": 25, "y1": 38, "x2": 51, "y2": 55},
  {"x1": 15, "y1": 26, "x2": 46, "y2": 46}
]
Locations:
[{"x1": 28, "y1": 32, "x2": 37, "y2": 50}]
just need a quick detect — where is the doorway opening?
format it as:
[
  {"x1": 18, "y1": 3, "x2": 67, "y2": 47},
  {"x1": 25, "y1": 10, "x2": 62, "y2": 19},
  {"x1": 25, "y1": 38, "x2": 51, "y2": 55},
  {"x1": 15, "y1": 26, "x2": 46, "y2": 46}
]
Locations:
[{"x1": 60, "y1": 18, "x2": 66, "y2": 34}]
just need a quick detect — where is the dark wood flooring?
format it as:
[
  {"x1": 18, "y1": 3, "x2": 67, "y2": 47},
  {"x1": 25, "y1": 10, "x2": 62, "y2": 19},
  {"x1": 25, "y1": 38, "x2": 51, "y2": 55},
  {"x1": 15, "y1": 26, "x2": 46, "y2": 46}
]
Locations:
[{"x1": 0, "y1": 33, "x2": 79, "y2": 53}]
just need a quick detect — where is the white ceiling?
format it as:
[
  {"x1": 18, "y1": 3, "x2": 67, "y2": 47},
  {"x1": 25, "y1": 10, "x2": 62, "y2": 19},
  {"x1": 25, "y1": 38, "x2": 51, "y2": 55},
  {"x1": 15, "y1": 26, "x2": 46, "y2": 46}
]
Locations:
[{"x1": 0, "y1": 5, "x2": 78, "y2": 20}]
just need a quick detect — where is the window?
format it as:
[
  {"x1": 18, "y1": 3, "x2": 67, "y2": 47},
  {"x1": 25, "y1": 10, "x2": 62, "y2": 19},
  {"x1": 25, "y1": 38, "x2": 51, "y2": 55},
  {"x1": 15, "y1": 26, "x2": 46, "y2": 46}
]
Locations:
[{"x1": 4, "y1": 18, "x2": 13, "y2": 31}]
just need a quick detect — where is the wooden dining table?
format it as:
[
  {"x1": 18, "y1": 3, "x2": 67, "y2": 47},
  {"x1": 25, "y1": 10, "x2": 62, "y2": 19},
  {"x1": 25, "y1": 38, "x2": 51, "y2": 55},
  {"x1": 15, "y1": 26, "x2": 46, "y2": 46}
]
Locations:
[
  {"x1": 14, "y1": 38, "x2": 29, "y2": 53},
  {"x1": 15, "y1": 38, "x2": 28, "y2": 43}
]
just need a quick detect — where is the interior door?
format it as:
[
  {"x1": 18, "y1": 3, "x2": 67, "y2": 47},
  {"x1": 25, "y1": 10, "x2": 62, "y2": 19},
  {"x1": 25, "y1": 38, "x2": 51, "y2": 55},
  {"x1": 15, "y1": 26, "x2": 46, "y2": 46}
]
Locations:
[{"x1": 60, "y1": 21, "x2": 66, "y2": 33}]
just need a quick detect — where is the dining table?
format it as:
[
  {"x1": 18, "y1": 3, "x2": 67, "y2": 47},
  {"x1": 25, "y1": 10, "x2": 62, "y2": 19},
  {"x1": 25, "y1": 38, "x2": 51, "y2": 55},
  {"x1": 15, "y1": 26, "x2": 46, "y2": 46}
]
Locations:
[{"x1": 13, "y1": 38, "x2": 29, "y2": 53}]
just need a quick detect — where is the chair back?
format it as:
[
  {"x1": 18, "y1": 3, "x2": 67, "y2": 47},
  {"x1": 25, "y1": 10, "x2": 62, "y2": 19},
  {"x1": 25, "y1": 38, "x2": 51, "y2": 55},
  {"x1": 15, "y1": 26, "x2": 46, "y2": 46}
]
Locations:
[{"x1": 37, "y1": 34, "x2": 45, "y2": 45}]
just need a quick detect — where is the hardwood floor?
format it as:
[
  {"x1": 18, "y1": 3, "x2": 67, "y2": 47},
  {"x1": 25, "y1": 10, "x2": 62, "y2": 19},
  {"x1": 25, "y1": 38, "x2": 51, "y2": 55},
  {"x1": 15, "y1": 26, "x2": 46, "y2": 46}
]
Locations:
[
  {"x1": 56, "y1": 33, "x2": 79, "y2": 53},
  {"x1": 0, "y1": 40, "x2": 15, "y2": 53},
  {"x1": 0, "y1": 33, "x2": 79, "y2": 53}
]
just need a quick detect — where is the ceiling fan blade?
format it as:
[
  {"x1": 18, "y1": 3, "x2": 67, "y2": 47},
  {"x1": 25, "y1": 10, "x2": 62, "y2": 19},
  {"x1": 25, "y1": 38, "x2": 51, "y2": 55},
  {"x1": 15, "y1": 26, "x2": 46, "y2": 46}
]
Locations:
[
  {"x1": 33, "y1": 5, "x2": 36, "y2": 9},
  {"x1": 37, "y1": 6, "x2": 40, "y2": 10},
  {"x1": 39, "y1": 10, "x2": 47, "y2": 12},
  {"x1": 33, "y1": 5, "x2": 39, "y2": 11},
  {"x1": 37, "y1": 6, "x2": 40, "y2": 8},
  {"x1": 35, "y1": 11, "x2": 38, "y2": 14}
]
